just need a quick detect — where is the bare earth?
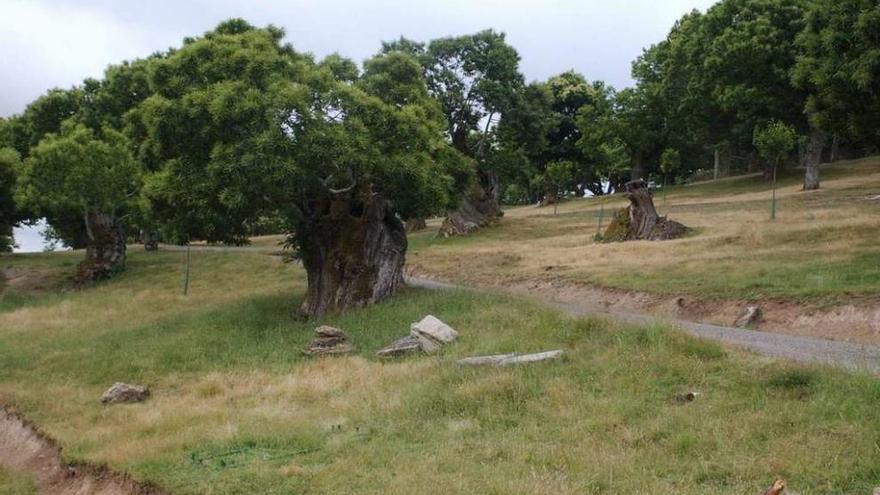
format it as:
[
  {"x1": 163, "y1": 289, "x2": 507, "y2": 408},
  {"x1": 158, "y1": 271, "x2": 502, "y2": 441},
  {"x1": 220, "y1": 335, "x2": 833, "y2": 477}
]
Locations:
[{"x1": 0, "y1": 406, "x2": 165, "y2": 495}]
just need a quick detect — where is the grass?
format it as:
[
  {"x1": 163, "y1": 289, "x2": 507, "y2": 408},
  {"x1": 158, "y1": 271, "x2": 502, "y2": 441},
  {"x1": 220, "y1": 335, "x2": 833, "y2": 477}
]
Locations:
[
  {"x1": 407, "y1": 157, "x2": 880, "y2": 304},
  {"x1": 0, "y1": 468, "x2": 37, "y2": 495},
  {"x1": 1, "y1": 249, "x2": 879, "y2": 493}
]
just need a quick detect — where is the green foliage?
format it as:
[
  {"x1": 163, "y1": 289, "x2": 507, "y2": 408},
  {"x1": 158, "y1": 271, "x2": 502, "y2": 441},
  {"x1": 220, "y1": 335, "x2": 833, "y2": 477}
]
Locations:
[
  {"x1": 133, "y1": 20, "x2": 466, "y2": 245},
  {"x1": 16, "y1": 123, "x2": 140, "y2": 226},
  {"x1": 660, "y1": 148, "x2": 681, "y2": 175},
  {"x1": 753, "y1": 120, "x2": 798, "y2": 165},
  {"x1": 793, "y1": 0, "x2": 880, "y2": 143},
  {"x1": 0, "y1": 147, "x2": 21, "y2": 252}
]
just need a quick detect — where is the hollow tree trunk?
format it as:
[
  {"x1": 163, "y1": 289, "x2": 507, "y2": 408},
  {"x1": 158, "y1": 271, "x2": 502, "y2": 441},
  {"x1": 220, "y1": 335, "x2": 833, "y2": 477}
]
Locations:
[
  {"x1": 804, "y1": 128, "x2": 827, "y2": 191},
  {"x1": 297, "y1": 190, "x2": 406, "y2": 318},
  {"x1": 78, "y1": 212, "x2": 126, "y2": 281},
  {"x1": 602, "y1": 180, "x2": 687, "y2": 242},
  {"x1": 439, "y1": 171, "x2": 503, "y2": 237},
  {"x1": 405, "y1": 217, "x2": 427, "y2": 233}
]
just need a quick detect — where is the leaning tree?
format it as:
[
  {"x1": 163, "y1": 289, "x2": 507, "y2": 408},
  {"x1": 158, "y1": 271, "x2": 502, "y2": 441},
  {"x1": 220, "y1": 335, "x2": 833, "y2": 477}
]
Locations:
[
  {"x1": 134, "y1": 20, "x2": 467, "y2": 316},
  {"x1": 16, "y1": 123, "x2": 140, "y2": 279}
]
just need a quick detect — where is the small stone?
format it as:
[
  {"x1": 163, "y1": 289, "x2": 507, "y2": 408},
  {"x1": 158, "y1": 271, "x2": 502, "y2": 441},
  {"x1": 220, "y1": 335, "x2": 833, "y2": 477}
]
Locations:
[
  {"x1": 376, "y1": 335, "x2": 422, "y2": 358},
  {"x1": 410, "y1": 315, "x2": 458, "y2": 353},
  {"x1": 305, "y1": 326, "x2": 353, "y2": 355},
  {"x1": 101, "y1": 382, "x2": 149, "y2": 404},
  {"x1": 734, "y1": 305, "x2": 762, "y2": 328},
  {"x1": 674, "y1": 391, "x2": 699, "y2": 403},
  {"x1": 315, "y1": 325, "x2": 346, "y2": 338}
]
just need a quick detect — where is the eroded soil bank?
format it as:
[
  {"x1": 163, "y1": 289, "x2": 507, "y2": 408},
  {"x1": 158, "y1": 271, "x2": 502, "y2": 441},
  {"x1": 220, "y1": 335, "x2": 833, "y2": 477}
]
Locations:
[
  {"x1": 408, "y1": 267, "x2": 880, "y2": 345},
  {"x1": 0, "y1": 406, "x2": 167, "y2": 495}
]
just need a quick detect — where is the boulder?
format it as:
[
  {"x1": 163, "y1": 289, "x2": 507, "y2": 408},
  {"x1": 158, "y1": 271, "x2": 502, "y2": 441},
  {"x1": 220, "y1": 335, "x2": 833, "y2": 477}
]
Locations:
[
  {"x1": 734, "y1": 305, "x2": 762, "y2": 328},
  {"x1": 305, "y1": 326, "x2": 354, "y2": 355},
  {"x1": 101, "y1": 382, "x2": 150, "y2": 404},
  {"x1": 410, "y1": 315, "x2": 458, "y2": 353},
  {"x1": 376, "y1": 335, "x2": 422, "y2": 358}
]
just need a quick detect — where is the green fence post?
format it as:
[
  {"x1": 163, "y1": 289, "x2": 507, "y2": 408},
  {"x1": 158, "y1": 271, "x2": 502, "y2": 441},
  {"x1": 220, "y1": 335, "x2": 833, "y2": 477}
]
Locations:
[{"x1": 182, "y1": 246, "x2": 191, "y2": 296}]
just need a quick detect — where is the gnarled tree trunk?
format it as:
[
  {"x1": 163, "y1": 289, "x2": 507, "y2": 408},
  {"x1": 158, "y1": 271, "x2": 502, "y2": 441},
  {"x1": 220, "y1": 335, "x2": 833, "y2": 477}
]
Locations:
[
  {"x1": 78, "y1": 212, "x2": 126, "y2": 281},
  {"x1": 803, "y1": 128, "x2": 827, "y2": 190},
  {"x1": 439, "y1": 172, "x2": 503, "y2": 237},
  {"x1": 602, "y1": 180, "x2": 687, "y2": 242},
  {"x1": 297, "y1": 190, "x2": 406, "y2": 318},
  {"x1": 405, "y1": 217, "x2": 427, "y2": 233}
]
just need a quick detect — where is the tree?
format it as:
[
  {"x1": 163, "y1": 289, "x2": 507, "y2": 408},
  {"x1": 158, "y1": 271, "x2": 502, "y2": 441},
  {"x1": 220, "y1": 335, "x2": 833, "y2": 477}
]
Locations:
[
  {"x1": 660, "y1": 148, "x2": 681, "y2": 204},
  {"x1": 543, "y1": 160, "x2": 575, "y2": 215},
  {"x1": 0, "y1": 147, "x2": 21, "y2": 252},
  {"x1": 17, "y1": 123, "x2": 140, "y2": 278},
  {"x1": 134, "y1": 20, "x2": 466, "y2": 316},
  {"x1": 794, "y1": 0, "x2": 880, "y2": 188},
  {"x1": 754, "y1": 120, "x2": 797, "y2": 219},
  {"x1": 382, "y1": 31, "x2": 524, "y2": 235}
]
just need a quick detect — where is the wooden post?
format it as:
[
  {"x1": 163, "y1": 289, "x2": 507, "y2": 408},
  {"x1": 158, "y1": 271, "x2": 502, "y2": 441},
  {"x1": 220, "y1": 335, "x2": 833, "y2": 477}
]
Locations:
[
  {"x1": 771, "y1": 162, "x2": 778, "y2": 221},
  {"x1": 596, "y1": 204, "x2": 604, "y2": 236},
  {"x1": 182, "y1": 246, "x2": 191, "y2": 295}
]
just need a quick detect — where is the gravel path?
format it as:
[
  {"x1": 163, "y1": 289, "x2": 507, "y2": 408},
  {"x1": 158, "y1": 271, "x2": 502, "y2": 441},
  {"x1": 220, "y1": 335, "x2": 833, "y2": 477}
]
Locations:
[{"x1": 406, "y1": 277, "x2": 880, "y2": 375}]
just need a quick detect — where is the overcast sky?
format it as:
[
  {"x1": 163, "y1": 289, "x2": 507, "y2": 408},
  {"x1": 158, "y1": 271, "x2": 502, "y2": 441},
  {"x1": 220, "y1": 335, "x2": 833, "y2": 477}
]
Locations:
[{"x1": 1, "y1": 0, "x2": 718, "y2": 118}]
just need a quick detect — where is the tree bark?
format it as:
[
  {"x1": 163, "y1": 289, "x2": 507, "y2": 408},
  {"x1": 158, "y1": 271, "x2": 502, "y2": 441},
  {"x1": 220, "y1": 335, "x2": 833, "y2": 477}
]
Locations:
[
  {"x1": 297, "y1": 190, "x2": 406, "y2": 318},
  {"x1": 829, "y1": 133, "x2": 840, "y2": 163},
  {"x1": 714, "y1": 149, "x2": 721, "y2": 180},
  {"x1": 630, "y1": 152, "x2": 645, "y2": 181},
  {"x1": 803, "y1": 128, "x2": 827, "y2": 191},
  {"x1": 78, "y1": 212, "x2": 126, "y2": 281},
  {"x1": 602, "y1": 180, "x2": 687, "y2": 242},
  {"x1": 439, "y1": 173, "x2": 503, "y2": 237},
  {"x1": 405, "y1": 217, "x2": 427, "y2": 233}
]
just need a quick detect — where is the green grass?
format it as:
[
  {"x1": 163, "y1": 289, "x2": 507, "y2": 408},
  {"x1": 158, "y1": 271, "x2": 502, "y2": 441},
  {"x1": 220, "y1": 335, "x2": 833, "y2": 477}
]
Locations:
[
  {"x1": 0, "y1": 468, "x2": 38, "y2": 495},
  {"x1": 1, "y1": 250, "x2": 879, "y2": 493},
  {"x1": 407, "y1": 157, "x2": 880, "y2": 304}
]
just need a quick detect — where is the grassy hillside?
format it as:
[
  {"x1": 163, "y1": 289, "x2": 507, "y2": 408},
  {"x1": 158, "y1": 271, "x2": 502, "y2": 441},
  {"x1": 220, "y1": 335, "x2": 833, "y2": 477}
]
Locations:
[
  {"x1": 408, "y1": 157, "x2": 880, "y2": 304},
  {"x1": 1, "y1": 249, "x2": 879, "y2": 494}
]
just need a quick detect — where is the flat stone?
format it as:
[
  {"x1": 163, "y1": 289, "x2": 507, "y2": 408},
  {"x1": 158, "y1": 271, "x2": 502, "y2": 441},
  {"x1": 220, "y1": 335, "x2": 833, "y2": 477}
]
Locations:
[
  {"x1": 315, "y1": 325, "x2": 346, "y2": 338},
  {"x1": 376, "y1": 335, "x2": 422, "y2": 358},
  {"x1": 101, "y1": 382, "x2": 150, "y2": 404},
  {"x1": 457, "y1": 350, "x2": 563, "y2": 366},
  {"x1": 410, "y1": 315, "x2": 458, "y2": 353}
]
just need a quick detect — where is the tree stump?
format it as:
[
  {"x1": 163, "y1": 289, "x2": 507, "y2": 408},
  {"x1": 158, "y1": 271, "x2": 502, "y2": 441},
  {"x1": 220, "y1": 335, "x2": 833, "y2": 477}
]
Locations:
[
  {"x1": 439, "y1": 177, "x2": 502, "y2": 237},
  {"x1": 405, "y1": 217, "x2": 427, "y2": 233},
  {"x1": 602, "y1": 180, "x2": 688, "y2": 242}
]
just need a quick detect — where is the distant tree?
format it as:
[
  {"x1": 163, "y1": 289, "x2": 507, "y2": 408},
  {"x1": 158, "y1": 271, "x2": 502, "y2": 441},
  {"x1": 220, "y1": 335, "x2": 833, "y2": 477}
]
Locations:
[
  {"x1": 754, "y1": 121, "x2": 797, "y2": 219},
  {"x1": 383, "y1": 31, "x2": 524, "y2": 235},
  {"x1": 0, "y1": 147, "x2": 21, "y2": 252},
  {"x1": 17, "y1": 123, "x2": 140, "y2": 278},
  {"x1": 660, "y1": 148, "x2": 681, "y2": 181},
  {"x1": 793, "y1": 0, "x2": 880, "y2": 189},
  {"x1": 134, "y1": 20, "x2": 466, "y2": 316},
  {"x1": 543, "y1": 160, "x2": 575, "y2": 214}
]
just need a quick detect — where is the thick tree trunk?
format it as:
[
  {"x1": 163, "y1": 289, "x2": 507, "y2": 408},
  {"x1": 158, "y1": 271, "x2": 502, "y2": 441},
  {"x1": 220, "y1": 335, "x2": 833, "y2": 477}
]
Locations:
[
  {"x1": 630, "y1": 152, "x2": 645, "y2": 181},
  {"x1": 297, "y1": 191, "x2": 406, "y2": 318},
  {"x1": 602, "y1": 180, "x2": 687, "y2": 242},
  {"x1": 78, "y1": 212, "x2": 126, "y2": 281},
  {"x1": 439, "y1": 174, "x2": 503, "y2": 237},
  {"x1": 405, "y1": 217, "x2": 427, "y2": 233},
  {"x1": 804, "y1": 128, "x2": 827, "y2": 191},
  {"x1": 140, "y1": 229, "x2": 159, "y2": 251}
]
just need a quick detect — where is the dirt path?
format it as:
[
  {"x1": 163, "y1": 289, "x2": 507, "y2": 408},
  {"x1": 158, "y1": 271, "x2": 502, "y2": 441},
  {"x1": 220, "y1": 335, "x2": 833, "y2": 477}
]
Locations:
[
  {"x1": 406, "y1": 276, "x2": 880, "y2": 375},
  {"x1": 0, "y1": 407, "x2": 167, "y2": 495}
]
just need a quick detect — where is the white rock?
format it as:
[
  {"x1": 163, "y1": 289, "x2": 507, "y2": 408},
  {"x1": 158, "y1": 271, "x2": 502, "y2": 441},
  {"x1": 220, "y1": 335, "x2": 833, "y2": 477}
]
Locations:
[
  {"x1": 458, "y1": 350, "x2": 563, "y2": 366},
  {"x1": 410, "y1": 315, "x2": 458, "y2": 353}
]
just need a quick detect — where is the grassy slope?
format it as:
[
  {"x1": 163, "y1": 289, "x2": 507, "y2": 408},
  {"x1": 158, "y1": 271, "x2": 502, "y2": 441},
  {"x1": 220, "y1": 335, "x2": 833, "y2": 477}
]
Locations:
[
  {"x1": 408, "y1": 157, "x2": 880, "y2": 304},
  {"x1": 1, "y1": 249, "x2": 879, "y2": 494}
]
